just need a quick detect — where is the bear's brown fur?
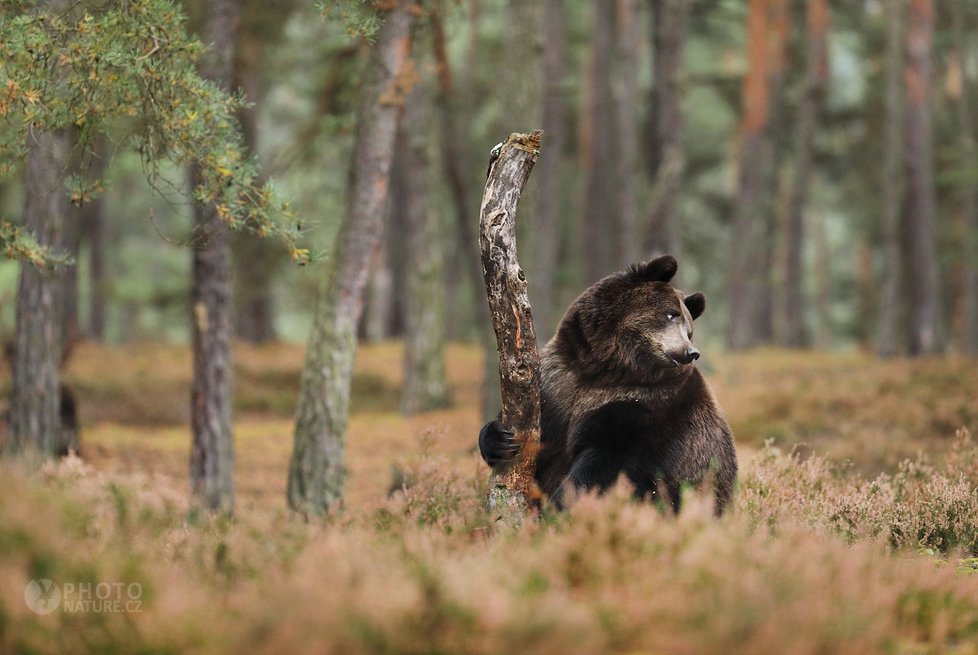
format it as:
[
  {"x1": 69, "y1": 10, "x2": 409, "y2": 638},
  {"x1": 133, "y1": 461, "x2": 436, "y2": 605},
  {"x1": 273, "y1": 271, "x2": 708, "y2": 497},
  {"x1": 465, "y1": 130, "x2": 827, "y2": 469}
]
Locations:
[{"x1": 479, "y1": 255, "x2": 737, "y2": 514}]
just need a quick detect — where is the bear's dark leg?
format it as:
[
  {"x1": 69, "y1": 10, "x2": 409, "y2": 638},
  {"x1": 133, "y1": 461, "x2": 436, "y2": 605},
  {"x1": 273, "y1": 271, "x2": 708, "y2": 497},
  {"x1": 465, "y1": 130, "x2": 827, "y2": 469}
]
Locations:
[
  {"x1": 57, "y1": 383, "x2": 79, "y2": 457},
  {"x1": 712, "y1": 444, "x2": 738, "y2": 516},
  {"x1": 552, "y1": 448, "x2": 625, "y2": 508},
  {"x1": 665, "y1": 480, "x2": 682, "y2": 514},
  {"x1": 628, "y1": 476, "x2": 661, "y2": 506}
]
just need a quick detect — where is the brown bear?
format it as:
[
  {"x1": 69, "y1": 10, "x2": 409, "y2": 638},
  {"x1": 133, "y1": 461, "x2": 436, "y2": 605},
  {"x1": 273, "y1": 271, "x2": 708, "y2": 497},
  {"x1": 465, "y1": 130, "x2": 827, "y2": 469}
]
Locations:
[{"x1": 479, "y1": 255, "x2": 737, "y2": 515}]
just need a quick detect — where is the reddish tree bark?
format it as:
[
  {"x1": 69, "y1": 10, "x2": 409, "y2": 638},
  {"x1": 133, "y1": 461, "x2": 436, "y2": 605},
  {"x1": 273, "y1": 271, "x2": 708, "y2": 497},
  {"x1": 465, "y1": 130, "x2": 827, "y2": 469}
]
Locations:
[
  {"x1": 753, "y1": 0, "x2": 789, "y2": 344},
  {"x1": 729, "y1": 0, "x2": 779, "y2": 349},
  {"x1": 781, "y1": 0, "x2": 829, "y2": 347}
]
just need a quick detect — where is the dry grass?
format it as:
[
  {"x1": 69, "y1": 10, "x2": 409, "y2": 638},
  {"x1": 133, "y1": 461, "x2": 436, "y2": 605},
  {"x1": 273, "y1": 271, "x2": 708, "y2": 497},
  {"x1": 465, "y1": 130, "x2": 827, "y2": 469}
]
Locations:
[
  {"x1": 2, "y1": 342, "x2": 978, "y2": 654},
  {"x1": 709, "y1": 348, "x2": 978, "y2": 472}
]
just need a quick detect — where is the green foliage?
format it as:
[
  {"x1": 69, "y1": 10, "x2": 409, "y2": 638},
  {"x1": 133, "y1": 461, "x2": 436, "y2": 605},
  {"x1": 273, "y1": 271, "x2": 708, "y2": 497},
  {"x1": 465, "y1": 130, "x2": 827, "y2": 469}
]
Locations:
[
  {"x1": 0, "y1": 219, "x2": 67, "y2": 266},
  {"x1": 0, "y1": 0, "x2": 309, "y2": 265},
  {"x1": 317, "y1": 0, "x2": 382, "y2": 41}
]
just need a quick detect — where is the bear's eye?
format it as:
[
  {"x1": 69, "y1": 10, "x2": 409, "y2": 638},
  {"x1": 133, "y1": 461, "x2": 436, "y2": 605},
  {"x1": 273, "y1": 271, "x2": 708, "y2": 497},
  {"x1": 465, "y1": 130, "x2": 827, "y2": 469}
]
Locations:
[{"x1": 666, "y1": 312, "x2": 678, "y2": 322}]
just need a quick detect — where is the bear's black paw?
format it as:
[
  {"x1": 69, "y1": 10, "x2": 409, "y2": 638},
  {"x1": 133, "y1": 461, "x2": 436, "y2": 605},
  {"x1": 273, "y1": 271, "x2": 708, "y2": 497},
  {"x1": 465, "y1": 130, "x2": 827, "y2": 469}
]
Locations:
[{"x1": 478, "y1": 419, "x2": 519, "y2": 467}]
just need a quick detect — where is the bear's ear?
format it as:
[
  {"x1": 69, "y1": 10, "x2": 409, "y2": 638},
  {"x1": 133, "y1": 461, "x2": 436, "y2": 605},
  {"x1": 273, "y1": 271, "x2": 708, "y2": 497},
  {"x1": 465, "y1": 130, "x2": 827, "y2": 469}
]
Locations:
[
  {"x1": 629, "y1": 255, "x2": 677, "y2": 282},
  {"x1": 684, "y1": 292, "x2": 705, "y2": 320}
]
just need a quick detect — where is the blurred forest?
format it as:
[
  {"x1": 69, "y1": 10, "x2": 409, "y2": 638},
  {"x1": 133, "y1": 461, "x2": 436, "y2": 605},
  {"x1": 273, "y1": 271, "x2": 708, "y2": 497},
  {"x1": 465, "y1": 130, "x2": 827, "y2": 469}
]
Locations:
[
  {"x1": 8, "y1": 3, "x2": 978, "y2": 652},
  {"x1": 2, "y1": 0, "x2": 978, "y2": 505},
  {"x1": 4, "y1": 0, "x2": 977, "y2": 353}
]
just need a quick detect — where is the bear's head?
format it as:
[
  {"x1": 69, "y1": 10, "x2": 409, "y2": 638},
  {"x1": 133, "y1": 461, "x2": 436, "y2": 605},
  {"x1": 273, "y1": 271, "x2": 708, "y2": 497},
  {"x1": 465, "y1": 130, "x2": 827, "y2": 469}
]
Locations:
[{"x1": 552, "y1": 255, "x2": 706, "y2": 383}]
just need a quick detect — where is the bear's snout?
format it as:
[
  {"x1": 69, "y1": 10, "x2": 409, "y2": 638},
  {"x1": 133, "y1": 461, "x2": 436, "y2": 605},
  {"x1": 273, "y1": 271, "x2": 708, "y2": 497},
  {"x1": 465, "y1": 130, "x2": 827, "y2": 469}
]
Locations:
[{"x1": 683, "y1": 347, "x2": 700, "y2": 363}]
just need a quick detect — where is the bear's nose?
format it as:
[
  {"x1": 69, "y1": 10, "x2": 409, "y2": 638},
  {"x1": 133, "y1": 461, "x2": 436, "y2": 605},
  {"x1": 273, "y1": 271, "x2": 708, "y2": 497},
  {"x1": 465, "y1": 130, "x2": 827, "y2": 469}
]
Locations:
[{"x1": 684, "y1": 347, "x2": 700, "y2": 363}]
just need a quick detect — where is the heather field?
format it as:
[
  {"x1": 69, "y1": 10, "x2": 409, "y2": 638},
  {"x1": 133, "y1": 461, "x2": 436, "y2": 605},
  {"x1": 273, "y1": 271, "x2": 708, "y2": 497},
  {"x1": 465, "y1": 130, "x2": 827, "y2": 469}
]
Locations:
[{"x1": 3, "y1": 342, "x2": 978, "y2": 654}]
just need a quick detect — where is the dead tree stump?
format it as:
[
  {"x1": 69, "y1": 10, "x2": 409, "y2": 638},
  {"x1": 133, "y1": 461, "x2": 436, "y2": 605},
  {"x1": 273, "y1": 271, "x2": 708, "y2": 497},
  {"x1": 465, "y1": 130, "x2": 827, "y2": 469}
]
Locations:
[{"x1": 479, "y1": 130, "x2": 543, "y2": 527}]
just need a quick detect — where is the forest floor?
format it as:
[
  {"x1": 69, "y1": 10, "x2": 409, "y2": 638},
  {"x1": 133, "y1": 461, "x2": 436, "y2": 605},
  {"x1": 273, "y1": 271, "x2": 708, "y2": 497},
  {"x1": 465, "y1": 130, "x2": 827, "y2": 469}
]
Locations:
[{"x1": 3, "y1": 342, "x2": 978, "y2": 654}]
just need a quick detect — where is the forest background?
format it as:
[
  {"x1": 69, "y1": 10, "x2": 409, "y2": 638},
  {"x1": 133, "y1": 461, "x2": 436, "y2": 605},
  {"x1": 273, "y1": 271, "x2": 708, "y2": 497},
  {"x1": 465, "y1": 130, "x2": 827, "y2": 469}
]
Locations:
[{"x1": 3, "y1": 1, "x2": 978, "y2": 653}]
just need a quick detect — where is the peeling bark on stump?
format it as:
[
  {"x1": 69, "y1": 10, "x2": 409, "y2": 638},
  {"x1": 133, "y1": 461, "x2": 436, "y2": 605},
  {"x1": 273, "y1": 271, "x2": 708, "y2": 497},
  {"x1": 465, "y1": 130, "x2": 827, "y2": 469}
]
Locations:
[{"x1": 480, "y1": 131, "x2": 543, "y2": 527}]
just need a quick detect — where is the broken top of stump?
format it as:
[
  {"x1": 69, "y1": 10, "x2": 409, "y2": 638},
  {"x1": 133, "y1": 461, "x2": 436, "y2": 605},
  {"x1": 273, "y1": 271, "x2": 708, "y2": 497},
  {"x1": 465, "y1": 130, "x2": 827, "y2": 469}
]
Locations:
[{"x1": 487, "y1": 131, "x2": 542, "y2": 178}]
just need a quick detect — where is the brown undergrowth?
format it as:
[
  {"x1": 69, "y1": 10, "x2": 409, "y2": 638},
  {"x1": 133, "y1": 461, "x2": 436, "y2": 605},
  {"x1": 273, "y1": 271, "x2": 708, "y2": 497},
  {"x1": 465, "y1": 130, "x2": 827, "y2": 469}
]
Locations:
[{"x1": 2, "y1": 343, "x2": 978, "y2": 653}]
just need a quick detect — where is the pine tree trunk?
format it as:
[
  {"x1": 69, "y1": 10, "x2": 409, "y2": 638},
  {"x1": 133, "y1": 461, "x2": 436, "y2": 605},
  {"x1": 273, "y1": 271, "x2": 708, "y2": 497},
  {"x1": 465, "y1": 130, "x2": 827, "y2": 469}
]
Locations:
[
  {"x1": 288, "y1": 4, "x2": 415, "y2": 517},
  {"x1": 7, "y1": 127, "x2": 70, "y2": 457},
  {"x1": 189, "y1": 0, "x2": 238, "y2": 514},
  {"x1": 85, "y1": 139, "x2": 108, "y2": 342},
  {"x1": 782, "y1": 0, "x2": 829, "y2": 348},
  {"x1": 729, "y1": 0, "x2": 774, "y2": 350},
  {"x1": 645, "y1": 0, "x2": 689, "y2": 259},
  {"x1": 481, "y1": 131, "x2": 543, "y2": 527},
  {"x1": 813, "y1": 211, "x2": 831, "y2": 348},
  {"x1": 753, "y1": 0, "x2": 789, "y2": 345},
  {"x1": 501, "y1": 0, "x2": 542, "y2": 271},
  {"x1": 614, "y1": 0, "x2": 643, "y2": 267},
  {"x1": 431, "y1": 8, "x2": 478, "y2": 337},
  {"x1": 430, "y1": 11, "x2": 498, "y2": 419},
  {"x1": 583, "y1": 0, "x2": 618, "y2": 282},
  {"x1": 361, "y1": 243, "x2": 395, "y2": 343},
  {"x1": 904, "y1": 0, "x2": 941, "y2": 356},
  {"x1": 952, "y1": 0, "x2": 978, "y2": 355},
  {"x1": 401, "y1": 81, "x2": 449, "y2": 415},
  {"x1": 877, "y1": 0, "x2": 905, "y2": 357},
  {"x1": 232, "y1": 31, "x2": 279, "y2": 344},
  {"x1": 532, "y1": 0, "x2": 567, "y2": 338},
  {"x1": 62, "y1": 165, "x2": 83, "y2": 350}
]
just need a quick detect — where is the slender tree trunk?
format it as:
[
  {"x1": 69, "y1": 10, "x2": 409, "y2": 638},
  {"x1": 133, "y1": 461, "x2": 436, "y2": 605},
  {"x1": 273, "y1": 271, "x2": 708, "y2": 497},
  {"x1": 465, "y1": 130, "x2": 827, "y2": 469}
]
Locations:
[
  {"x1": 431, "y1": 11, "x2": 478, "y2": 330},
  {"x1": 877, "y1": 0, "x2": 905, "y2": 357},
  {"x1": 857, "y1": 240, "x2": 875, "y2": 349},
  {"x1": 952, "y1": 0, "x2": 978, "y2": 355},
  {"x1": 753, "y1": 0, "x2": 789, "y2": 344},
  {"x1": 781, "y1": 0, "x2": 828, "y2": 348},
  {"x1": 481, "y1": 131, "x2": 543, "y2": 527},
  {"x1": 614, "y1": 0, "x2": 643, "y2": 267},
  {"x1": 532, "y1": 0, "x2": 567, "y2": 338},
  {"x1": 288, "y1": 4, "x2": 415, "y2": 516},
  {"x1": 813, "y1": 210, "x2": 831, "y2": 348},
  {"x1": 729, "y1": 0, "x2": 774, "y2": 350},
  {"x1": 501, "y1": 0, "x2": 542, "y2": 265},
  {"x1": 232, "y1": 31, "x2": 279, "y2": 344},
  {"x1": 904, "y1": 0, "x2": 940, "y2": 356},
  {"x1": 62, "y1": 167, "x2": 83, "y2": 350},
  {"x1": 7, "y1": 128, "x2": 70, "y2": 457},
  {"x1": 361, "y1": 243, "x2": 395, "y2": 342},
  {"x1": 645, "y1": 0, "x2": 689, "y2": 259},
  {"x1": 85, "y1": 139, "x2": 108, "y2": 342},
  {"x1": 400, "y1": 81, "x2": 450, "y2": 415},
  {"x1": 430, "y1": 11, "x2": 499, "y2": 417},
  {"x1": 583, "y1": 0, "x2": 617, "y2": 282},
  {"x1": 190, "y1": 0, "x2": 238, "y2": 514}
]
